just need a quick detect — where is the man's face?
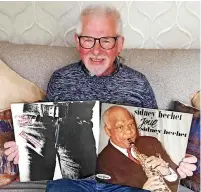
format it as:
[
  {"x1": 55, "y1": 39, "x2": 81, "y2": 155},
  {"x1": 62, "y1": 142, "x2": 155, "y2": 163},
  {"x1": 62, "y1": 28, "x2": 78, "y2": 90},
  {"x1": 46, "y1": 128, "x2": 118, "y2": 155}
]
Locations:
[
  {"x1": 105, "y1": 108, "x2": 138, "y2": 148},
  {"x1": 75, "y1": 15, "x2": 124, "y2": 76}
]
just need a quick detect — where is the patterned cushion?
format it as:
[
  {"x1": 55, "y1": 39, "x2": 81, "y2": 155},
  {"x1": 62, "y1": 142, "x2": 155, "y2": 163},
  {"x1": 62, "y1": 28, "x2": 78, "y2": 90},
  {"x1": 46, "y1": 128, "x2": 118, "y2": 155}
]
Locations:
[
  {"x1": 0, "y1": 109, "x2": 19, "y2": 186},
  {"x1": 173, "y1": 101, "x2": 200, "y2": 192}
]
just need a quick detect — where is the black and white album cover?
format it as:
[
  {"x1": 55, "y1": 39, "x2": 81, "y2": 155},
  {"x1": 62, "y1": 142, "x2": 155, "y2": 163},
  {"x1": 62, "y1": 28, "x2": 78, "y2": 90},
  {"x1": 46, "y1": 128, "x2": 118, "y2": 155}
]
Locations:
[{"x1": 11, "y1": 101, "x2": 100, "y2": 182}]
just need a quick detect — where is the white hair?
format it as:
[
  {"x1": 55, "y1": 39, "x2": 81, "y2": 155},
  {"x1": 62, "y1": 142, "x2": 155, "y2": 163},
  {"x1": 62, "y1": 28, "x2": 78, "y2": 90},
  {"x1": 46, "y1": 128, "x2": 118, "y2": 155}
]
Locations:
[{"x1": 76, "y1": 4, "x2": 123, "y2": 35}]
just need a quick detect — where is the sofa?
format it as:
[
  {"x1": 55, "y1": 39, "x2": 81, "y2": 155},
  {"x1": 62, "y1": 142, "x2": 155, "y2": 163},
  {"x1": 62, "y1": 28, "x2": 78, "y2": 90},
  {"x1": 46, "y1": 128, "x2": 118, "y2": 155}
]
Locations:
[{"x1": 0, "y1": 41, "x2": 199, "y2": 191}]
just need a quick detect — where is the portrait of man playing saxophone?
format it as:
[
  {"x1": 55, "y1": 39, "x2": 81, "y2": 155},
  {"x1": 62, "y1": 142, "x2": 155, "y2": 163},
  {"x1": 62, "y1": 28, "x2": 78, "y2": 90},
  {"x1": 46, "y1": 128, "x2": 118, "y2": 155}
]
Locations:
[{"x1": 96, "y1": 105, "x2": 179, "y2": 192}]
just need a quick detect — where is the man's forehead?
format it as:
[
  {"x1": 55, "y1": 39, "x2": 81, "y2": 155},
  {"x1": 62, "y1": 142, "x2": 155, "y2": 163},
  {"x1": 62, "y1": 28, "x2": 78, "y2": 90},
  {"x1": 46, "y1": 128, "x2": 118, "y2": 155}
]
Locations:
[
  {"x1": 109, "y1": 108, "x2": 132, "y2": 120},
  {"x1": 81, "y1": 15, "x2": 116, "y2": 35}
]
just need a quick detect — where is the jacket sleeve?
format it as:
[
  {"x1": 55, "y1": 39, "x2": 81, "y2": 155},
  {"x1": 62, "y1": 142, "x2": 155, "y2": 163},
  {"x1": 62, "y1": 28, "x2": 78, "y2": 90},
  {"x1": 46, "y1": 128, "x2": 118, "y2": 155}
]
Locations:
[{"x1": 154, "y1": 139, "x2": 178, "y2": 174}]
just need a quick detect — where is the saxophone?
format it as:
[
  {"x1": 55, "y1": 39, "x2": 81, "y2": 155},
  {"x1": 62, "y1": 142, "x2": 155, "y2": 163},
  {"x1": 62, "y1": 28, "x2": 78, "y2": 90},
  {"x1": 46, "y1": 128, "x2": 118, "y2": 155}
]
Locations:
[{"x1": 128, "y1": 138, "x2": 171, "y2": 192}]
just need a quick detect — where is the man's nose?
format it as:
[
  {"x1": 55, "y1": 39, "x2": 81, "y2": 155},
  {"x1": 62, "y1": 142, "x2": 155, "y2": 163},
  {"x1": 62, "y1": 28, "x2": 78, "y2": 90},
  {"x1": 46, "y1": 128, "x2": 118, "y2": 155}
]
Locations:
[{"x1": 92, "y1": 40, "x2": 102, "y2": 55}]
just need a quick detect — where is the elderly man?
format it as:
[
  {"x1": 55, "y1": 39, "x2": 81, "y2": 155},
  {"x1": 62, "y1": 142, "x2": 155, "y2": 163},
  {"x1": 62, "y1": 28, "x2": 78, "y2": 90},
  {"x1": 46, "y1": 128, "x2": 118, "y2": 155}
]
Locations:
[
  {"x1": 4, "y1": 4, "x2": 197, "y2": 191},
  {"x1": 97, "y1": 105, "x2": 180, "y2": 191}
]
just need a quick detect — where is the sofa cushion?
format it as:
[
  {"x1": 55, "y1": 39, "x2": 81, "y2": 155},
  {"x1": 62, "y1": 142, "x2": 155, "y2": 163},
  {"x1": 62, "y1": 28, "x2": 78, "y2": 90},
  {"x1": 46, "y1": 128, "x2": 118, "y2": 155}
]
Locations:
[
  {"x1": 173, "y1": 101, "x2": 200, "y2": 192},
  {"x1": 0, "y1": 59, "x2": 45, "y2": 111},
  {"x1": 0, "y1": 109, "x2": 19, "y2": 186}
]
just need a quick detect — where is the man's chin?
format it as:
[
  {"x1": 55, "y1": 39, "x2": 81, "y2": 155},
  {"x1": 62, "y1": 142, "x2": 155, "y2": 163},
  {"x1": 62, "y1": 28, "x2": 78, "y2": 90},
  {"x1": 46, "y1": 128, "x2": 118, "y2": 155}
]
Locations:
[
  {"x1": 120, "y1": 142, "x2": 131, "y2": 149},
  {"x1": 121, "y1": 144, "x2": 131, "y2": 149}
]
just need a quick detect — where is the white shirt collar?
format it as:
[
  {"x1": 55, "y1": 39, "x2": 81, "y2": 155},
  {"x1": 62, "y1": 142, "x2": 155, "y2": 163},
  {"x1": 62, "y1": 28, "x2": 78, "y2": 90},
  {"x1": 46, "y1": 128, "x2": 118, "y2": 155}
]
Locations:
[{"x1": 110, "y1": 139, "x2": 137, "y2": 158}]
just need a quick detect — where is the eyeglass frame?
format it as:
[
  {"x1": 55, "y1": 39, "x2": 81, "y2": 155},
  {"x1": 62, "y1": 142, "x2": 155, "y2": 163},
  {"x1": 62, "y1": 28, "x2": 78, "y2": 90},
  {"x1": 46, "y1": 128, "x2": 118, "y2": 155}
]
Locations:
[{"x1": 77, "y1": 35, "x2": 120, "y2": 50}]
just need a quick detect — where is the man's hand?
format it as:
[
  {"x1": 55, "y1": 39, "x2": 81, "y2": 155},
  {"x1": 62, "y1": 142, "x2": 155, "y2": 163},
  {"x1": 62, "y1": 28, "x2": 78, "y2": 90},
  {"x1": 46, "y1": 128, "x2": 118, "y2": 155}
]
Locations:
[
  {"x1": 177, "y1": 154, "x2": 197, "y2": 179},
  {"x1": 145, "y1": 156, "x2": 170, "y2": 176},
  {"x1": 143, "y1": 176, "x2": 166, "y2": 191},
  {"x1": 4, "y1": 141, "x2": 19, "y2": 164}
]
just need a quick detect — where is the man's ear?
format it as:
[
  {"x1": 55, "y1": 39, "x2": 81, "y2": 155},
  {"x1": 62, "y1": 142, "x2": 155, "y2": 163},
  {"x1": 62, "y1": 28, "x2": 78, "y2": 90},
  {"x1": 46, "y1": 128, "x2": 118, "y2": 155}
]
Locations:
[
  {"x1": 117, "y1": 36, "x2": 124, "y2": 54},
  {"x1": 104, "y1": 125, "x2": 111, "y2": 137},
  {"x1": 74, "y1": 34, "x2": 80, "y2": 50}
]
